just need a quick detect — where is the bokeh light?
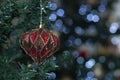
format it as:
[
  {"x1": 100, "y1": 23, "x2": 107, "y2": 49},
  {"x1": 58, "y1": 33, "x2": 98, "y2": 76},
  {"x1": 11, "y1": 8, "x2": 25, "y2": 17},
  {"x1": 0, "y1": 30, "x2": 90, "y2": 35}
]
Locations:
[
  {"x1": 49, "y1": 13, "x2": 57, "y2": 21},
  {"x1": 48, "y1": 2, "x2": 57, "y2": 10},
  {"x1": 109, "y1": 22, "x2": 119, "y2": 34},
  {"x1": 77, "y1": 57, "x2": 84, "y2": 64},
  {"x1": 85, "y1": 59, "x2": 96, "y2": 69},
  {"x1": 75, "y1": 26, "x2": 84, "y2": 35},
  {"x1": 56, "y1": 8, "x2": 65, "y2": 17}
]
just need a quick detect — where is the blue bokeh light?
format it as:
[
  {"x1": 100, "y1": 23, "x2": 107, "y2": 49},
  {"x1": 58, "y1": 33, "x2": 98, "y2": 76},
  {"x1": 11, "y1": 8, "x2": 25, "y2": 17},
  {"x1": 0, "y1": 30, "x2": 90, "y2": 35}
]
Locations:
[
  {"x1": 87, "y1": 13, "x2": 93, "y2": 21},
  {"x1": 56, "y1": 8, "x2": 65, "y2": 17},
  {"x1": 87, "y1": 71, "x2": 94, "y2": 78},
  {"x1": 54, "y1": 19, "x2": 63, "y2": 31},
  {"x1": 87, "y1": 14, "x2": 100, "y2": 22},
  {"x1": 74, "y1": 38, "x2": 82, "y2": 46},
  {"x1": 68, "y1": 36, "x2": 76, "y2": 41},
  {"x1": 79, "y1": 4, "x2": 91, "y2": 15},
  {"x1": 49, "y1": 13, "x2": 57, "y2": 21},
  {"x1": 65, "y1": 40, "x2": 73, "y2": 47},
  {"x1": 62, "y1": 26, "x2": 70, "y2": 34},
  {"x1": 50, "y1": 72, "x2": 56, "y2": 79},
  {"x1": 79, "y1": 5, "x2": 87, "y2": 15},
  {"x1": 75, "y1": 26, "x2": 84, "y2": 35},
  {"x1": 72, "y1": 50, "x2": 79, "y2": 58},
  {"x1": 98, "y1": 4, "x2": 106, "y2": 12},
  {"x1": 92, "y1": 15, "x2": 100, "y2": 22},
  {"x1": 48, "y1": 2, "x2": 57, "y2": 10}
]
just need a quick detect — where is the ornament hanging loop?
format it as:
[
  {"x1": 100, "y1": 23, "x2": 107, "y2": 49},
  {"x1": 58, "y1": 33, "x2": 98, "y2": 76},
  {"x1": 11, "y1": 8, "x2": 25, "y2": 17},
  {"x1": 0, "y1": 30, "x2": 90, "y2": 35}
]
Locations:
[{"x1": 39, "y1": 0, "x2": 43, "y2": 28}]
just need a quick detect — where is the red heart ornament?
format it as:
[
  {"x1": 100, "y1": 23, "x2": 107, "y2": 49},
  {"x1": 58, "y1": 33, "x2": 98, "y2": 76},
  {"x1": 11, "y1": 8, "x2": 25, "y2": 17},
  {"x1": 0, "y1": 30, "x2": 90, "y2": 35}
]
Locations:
[{"x1": 20, "y1": 28, "x2": 59, "y2": 64}]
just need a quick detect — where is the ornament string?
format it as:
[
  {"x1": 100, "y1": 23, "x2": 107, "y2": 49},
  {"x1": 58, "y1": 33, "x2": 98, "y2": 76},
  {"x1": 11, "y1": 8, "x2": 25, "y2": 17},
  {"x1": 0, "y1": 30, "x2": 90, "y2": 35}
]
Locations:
[{"x1": 39, "y1": 0, "x2": 43, "y2": 28}]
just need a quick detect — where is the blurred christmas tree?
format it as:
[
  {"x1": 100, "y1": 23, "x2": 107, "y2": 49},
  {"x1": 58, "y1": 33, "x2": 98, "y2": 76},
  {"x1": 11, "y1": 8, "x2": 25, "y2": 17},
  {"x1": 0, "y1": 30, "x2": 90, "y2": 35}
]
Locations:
[{"x1": 0, "y1": 0, "x2": 120, "y2": 80}]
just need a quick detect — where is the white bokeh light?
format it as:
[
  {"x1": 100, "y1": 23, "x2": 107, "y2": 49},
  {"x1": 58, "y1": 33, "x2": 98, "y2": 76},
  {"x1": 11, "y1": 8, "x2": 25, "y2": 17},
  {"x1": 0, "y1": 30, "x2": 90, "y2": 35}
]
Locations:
[
  {"x1": 109, "y1": 22, "x2": 119, "y2": 34},
  {"x1": 85, "y1": 59, "x2": 96, "y2": 69}
]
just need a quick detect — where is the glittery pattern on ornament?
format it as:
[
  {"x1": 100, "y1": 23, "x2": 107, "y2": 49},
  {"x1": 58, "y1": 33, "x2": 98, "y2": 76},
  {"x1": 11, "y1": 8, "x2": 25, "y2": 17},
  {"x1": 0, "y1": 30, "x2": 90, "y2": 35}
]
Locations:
[{"x1": 21, "y1": 28, "x2": 59, "y2": 64}]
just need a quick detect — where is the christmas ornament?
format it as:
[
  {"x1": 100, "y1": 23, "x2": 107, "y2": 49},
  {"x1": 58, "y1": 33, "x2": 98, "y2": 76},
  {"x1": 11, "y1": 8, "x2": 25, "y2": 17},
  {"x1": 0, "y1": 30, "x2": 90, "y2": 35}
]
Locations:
[
  {"x1": 20, "y1": 0, "x2": 59, "y2": 64},
  {"x1": 21, "y1": 28, "x2": 59, "y2": 64}
]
